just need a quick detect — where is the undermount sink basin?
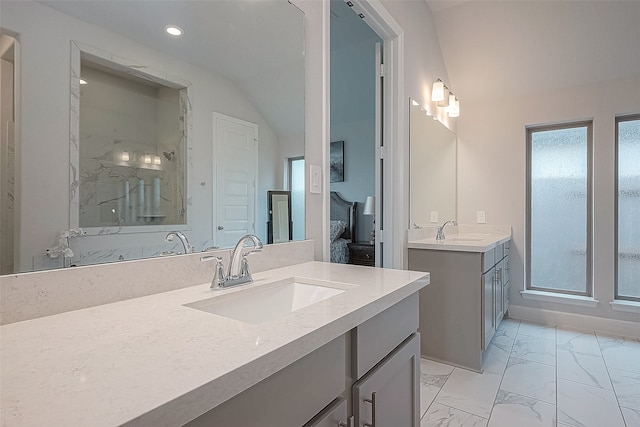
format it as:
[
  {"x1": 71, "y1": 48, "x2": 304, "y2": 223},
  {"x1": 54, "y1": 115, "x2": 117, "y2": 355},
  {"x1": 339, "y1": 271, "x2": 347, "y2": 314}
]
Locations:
[{"x1": 184, "y1": 277, "x2": 350, "y2": 324}]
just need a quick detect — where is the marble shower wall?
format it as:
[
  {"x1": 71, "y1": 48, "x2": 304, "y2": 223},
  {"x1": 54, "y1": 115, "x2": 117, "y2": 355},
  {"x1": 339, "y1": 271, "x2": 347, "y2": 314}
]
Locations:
[{"x1": 78, "y1": 63, "x2": 185, "y2": 228}]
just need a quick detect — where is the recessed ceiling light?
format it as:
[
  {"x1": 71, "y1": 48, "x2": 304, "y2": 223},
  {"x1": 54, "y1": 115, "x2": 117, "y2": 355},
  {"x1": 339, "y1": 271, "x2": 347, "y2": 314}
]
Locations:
[
  {"x1": 164, "y1": 25, "x2": 183, "y2": 37},
  {"x1": 80, "y1": 79, "x2": 88, "y2": 85}
]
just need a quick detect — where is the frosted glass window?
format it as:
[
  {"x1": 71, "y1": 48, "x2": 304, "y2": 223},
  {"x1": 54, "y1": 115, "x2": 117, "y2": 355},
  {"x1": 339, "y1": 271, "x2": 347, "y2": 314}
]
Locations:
[
  {"x1": 527, "y1": 123, "x2": 592, "y2": 295},
  {"x1": 616, "y1": 116, "x2": 640, "y2": 301}
]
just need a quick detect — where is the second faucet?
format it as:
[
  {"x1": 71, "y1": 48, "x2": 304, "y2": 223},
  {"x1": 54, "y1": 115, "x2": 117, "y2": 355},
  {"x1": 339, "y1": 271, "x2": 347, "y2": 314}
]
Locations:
[{"x1": 436, "y1": 220, "x2": 458, "y2": 241}]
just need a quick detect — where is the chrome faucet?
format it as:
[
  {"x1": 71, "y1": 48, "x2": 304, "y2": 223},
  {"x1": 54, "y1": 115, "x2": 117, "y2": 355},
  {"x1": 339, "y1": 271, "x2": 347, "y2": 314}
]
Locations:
[
  {"x1": 436, "y1": 220, "x2": 457, "y2": 241},
  {"x1": 201, "y1": 234, "x2": 263, "y2": 289},
  {"x1": 165, "y1": 231, "x2": 195, "y2": 254}
]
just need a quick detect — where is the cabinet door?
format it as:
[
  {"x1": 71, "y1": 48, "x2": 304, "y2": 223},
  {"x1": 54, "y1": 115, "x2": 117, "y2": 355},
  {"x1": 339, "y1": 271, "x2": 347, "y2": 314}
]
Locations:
[
  {"x1": 495, "y1": 260, "x2": 504, "y2": 325},
  {"x1": 304, "y1": 398, "x2": 350, "y2": 427},
  {"x1": 353, "y1": 333, "x2": 420, "y2": 427},
  {"x1": 482, "y1": 267, "x2": 495, "y2": 350},
  {"x1": 503, "y1": 255, "x2": 510, "y2": 314}
]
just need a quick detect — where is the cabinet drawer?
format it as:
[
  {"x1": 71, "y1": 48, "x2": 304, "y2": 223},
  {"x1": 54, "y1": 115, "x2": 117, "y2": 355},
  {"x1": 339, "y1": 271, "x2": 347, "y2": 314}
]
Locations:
[
  {"x1": 186, "y1": 335, "x2": 346, "y2": 427},
  {"x1": 352, "y1": 293, "x2": 419, "y2": 379}
]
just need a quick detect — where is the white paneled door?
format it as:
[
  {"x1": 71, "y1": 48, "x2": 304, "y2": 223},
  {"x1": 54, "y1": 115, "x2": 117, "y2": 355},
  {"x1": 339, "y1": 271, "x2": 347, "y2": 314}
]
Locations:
[{"x1": 213, "y1": 113, "x2": 258, "y2": 248}]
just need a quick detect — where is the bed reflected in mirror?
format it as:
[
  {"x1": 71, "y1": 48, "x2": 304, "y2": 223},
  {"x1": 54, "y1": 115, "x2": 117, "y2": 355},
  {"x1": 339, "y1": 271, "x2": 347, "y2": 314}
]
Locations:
[{"x1": 267, "y1": 191, "x2": 292, "y2": 244}]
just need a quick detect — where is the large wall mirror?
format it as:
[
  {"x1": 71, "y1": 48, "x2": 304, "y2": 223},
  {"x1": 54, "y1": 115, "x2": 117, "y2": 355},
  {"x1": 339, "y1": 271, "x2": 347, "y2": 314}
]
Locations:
[
  {"x1": 409, "y1": 98, "x2": 457, "y2": 227},
  {"x1": 0, "y1": 0, "x2": 305, "y2": 274}
]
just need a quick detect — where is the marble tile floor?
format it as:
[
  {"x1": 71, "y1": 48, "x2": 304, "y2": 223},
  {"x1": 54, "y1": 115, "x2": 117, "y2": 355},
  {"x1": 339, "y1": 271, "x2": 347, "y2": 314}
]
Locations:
[{"x1": 419, "y1": 319, "x2": 640, "y2": 427}]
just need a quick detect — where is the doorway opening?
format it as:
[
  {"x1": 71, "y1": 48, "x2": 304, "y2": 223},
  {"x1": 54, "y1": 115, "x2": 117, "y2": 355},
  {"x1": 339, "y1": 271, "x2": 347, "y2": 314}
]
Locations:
[{"x1": 328, "y1": 0, "x2": 403, "y2": 268}]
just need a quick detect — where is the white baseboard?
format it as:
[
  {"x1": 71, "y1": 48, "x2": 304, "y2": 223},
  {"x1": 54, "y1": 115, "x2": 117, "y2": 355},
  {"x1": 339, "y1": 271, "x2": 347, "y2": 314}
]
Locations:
[{"x1": 507, "y1": 305, "x2": 640, "y2": 339}]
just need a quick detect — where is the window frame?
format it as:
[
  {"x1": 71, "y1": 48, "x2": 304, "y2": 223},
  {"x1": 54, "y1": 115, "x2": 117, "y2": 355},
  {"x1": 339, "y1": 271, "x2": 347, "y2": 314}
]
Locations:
[
  {"x1": 614, "y1": 113, "x2": 640, "y2": 302},
  {"x1": 526, "y1": 120, "x2": 593, "y2": 297}
]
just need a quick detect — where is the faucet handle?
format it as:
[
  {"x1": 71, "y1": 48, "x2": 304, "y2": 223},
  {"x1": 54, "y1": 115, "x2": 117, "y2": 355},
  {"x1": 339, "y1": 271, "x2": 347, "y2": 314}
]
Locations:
[
  {"x1": 239, "y1": 253, "x2": 257, "y2": 280},
  {"x1": 201, "y1": 255, "x2": 227, "y2": 289}
]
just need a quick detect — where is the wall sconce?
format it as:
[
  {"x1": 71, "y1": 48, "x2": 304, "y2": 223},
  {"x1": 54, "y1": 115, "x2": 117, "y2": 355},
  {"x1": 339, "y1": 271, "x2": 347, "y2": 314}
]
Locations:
[
  {"x1": 431, "y1": 78, "x2": 460, "y2": 118},
  {"x1": 117, "y1": 150, "x2": 165, "y2": 169},
  {"x1": 431, "y1": 79, "x2": 445, "y2": 102}
]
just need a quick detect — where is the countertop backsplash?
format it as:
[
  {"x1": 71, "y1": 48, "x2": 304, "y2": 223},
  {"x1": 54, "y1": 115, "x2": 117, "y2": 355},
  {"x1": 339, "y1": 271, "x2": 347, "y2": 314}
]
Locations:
[{"x1": 0, "y1": 240, "x2": 315, "y2": 325}]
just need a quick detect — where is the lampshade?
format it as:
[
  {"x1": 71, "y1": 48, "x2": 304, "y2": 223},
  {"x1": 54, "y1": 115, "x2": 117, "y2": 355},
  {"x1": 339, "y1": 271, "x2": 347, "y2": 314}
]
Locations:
[
  {"x1": 446, "y1": 93, "x2": 457, "y2": 111},
  {"x1": 448, "y1": 100, "x2": 460, "y2": 118},
  {"x1": 363, "y1": 196, "x2": 375, "y2": 216},
  {"x1": 431, "y1": 80, "x2": 445, "y2": 102},
  {"x1": 437, "y1": 86, "x2": 450, "y2": 107}
]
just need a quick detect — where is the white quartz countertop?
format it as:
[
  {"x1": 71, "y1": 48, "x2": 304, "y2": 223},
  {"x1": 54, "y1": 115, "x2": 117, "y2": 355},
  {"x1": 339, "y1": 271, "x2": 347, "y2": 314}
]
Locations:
[
  {"x1": 407, "y1": 225, "x2": 511, "y2": 253},
  {"x1": 0, "y1": 262, "x2": 428, "y2": 427}
]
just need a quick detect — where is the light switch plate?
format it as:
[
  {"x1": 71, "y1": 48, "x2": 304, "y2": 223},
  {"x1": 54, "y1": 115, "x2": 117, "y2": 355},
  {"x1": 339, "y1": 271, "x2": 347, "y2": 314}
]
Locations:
[
  {"x1": 310, "y1": 165, "x2": 321, "y2": 194},
  {"x1": 477, "y1": 210, "x2": 486, "y2": 224},
  {"x1": 430, "y1": 211, "x2": 438, "y2": 223}
]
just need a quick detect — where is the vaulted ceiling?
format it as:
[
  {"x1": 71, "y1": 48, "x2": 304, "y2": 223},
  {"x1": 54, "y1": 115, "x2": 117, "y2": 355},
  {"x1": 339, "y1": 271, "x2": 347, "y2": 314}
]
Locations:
[{"x1": 427, "y1": 1, "x2": 640, "y2": 104}]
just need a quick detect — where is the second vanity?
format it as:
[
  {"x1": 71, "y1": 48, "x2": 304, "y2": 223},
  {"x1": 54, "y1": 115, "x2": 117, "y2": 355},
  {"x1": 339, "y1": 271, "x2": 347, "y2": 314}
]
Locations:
[
  {"x1": 407, "y1": 225, "x2": 511, "y2": 373},
  {"x1": 0, "y1": 258, "x2": 428, "y2": 426}
]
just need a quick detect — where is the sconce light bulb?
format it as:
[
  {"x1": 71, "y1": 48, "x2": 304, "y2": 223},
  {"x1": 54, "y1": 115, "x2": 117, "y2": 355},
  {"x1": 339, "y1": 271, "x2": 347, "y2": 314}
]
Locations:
[
  {"x1": 122, "y1": 151, "x2": 130, "y2": 161},
  {"x1": 144, "y1": 154, "x2": 152, "y2": 164},
  {"x1": 432, "y1": 80, "x2": 445, "y2": 102},
  {"x1": 154, "y1": 155, "x2": 162, "y2": 165}
]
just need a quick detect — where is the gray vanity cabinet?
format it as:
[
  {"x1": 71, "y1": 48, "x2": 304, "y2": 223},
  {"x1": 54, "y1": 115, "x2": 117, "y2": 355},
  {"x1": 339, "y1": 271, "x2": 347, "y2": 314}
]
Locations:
[
  {"x1": 409, "y1": 240, "x2": 510, "y2": 373},
  {"x1": 184, "y1": 293, "x2": 422, "y2": 427}
]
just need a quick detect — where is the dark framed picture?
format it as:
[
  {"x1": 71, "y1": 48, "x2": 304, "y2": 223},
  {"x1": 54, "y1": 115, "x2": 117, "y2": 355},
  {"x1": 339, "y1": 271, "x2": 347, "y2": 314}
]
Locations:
[{"x1": 330, "y1": 140, "x2": 344, "y2": 183}]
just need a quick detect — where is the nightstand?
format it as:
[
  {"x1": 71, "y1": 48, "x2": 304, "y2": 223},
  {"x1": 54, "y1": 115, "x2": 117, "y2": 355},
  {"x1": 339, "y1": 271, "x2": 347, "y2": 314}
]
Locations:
[{"x1": 348, "y1": 242, "x2": 375, "y2": 266}]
